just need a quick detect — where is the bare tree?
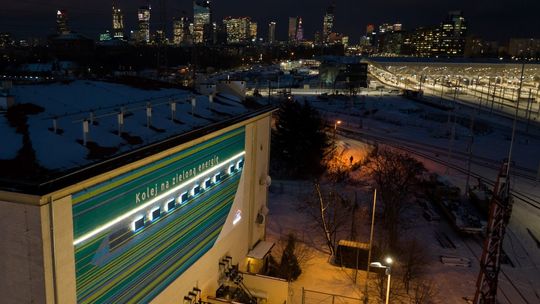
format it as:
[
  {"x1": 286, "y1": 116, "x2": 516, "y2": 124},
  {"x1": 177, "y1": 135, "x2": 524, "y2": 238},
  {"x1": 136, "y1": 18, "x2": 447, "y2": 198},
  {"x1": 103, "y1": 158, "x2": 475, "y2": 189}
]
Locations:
[
  {"x1": 400, "y1": 238, "x2": 429, "y2": 294},
  {"x1": 411, "y1": 280, "x2": 438, "y2": 304},
  {"x1": 297, "y1": 183, "x2": 355, "y2": 258},
  {"x1": 366, "y1": 147, "x2": 425, "y2": 247}
]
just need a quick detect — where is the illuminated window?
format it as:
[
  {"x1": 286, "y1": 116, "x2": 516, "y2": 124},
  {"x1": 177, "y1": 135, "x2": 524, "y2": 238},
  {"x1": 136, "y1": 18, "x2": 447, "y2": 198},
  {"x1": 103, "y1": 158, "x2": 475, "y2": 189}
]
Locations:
[
  {"x1": 164, "y1": 198, "x2": 175, "y2": 212},
  {"x1": 131, "y1": 217, "x2": 145, "y2": 231},
  {"x1": 149, "y1": 207, "x2": 161, "y2": 221},
  {"x1": 203, "y1": 178, "x2": 212, "y2": 189},
  {"x1": 212, "y1": 172, "x2": 221, "y2": 183},
  {"x1": 190, "y1": 184, "x2": 201, "y2": 197},
  {"x1": 178, "y1": 191, "x2": 188, "y2": 205},
  {"x1": 236, "y1": 159, "x2": 244, "y2": 170}
]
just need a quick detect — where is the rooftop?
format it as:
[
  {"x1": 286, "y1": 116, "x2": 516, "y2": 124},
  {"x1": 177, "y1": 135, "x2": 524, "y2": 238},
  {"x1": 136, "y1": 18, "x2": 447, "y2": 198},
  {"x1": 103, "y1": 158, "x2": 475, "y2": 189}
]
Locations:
[{"x1": 0, "y1": 79, "x2": 272, "y2": 195}]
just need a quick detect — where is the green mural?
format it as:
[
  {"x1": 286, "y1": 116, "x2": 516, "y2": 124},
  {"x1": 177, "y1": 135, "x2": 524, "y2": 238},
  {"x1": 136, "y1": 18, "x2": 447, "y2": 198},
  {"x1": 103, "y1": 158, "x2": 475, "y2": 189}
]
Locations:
[{"x1": 72, "y1": 127, "x2": 245, "y2": 303}]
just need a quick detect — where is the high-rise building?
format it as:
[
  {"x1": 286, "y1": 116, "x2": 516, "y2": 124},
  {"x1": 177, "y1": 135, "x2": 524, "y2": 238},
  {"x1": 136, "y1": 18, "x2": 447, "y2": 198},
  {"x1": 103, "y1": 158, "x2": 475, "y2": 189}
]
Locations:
[
  {"x1": 322, "y1": 3, "x2": 335, "y2": 44},
  {"x1": 439, "y1": 11, "x2": 467, "y2": 56},
  {"x1": 173, "y1": 17, "x2": 190, "y2": 45},
  {"x1": 193, "y1": 0, "x2": 211, "y2": 44},
  {"x1": 393, "y1": 23, "x2": 402, "y2": 32},
  {"x1": 508, "y1": 38, "x2": 540, "y2": 57},
  {"x1": 288, "y1": 17, "x2": 298, "y2": 43},
  {"x1": 56, "y1": 9, "x2": 69, "y2": 35},
  {"x1": 249, "y1": 22, "x2": 257, "y2": 42},
  {"x1": 112, "y1": 5, "x2": 124, "y2": 39},
  {"x1": 138, "y1": 5, "x2": 151, "y2": 43},
  {"x1": 296, "y1": 18, "x2": 304, "y2": 42},
  {"x1": 268, "y1": 21, "x2": 276, "y2": 44},
  {"x1": 223, "y1": 17, "x2": 251, "y2": 44}
]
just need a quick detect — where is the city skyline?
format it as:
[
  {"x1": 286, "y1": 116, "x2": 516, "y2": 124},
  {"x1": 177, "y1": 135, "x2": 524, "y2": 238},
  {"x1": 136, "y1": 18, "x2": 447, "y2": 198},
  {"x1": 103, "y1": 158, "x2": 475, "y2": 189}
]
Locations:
[{"x1": 1, "y1": 0, "x2": 539, "y2": 42}]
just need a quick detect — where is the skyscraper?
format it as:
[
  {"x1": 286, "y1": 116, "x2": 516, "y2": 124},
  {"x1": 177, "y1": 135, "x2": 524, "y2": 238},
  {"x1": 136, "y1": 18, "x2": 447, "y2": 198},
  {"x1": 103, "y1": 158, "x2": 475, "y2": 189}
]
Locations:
[
  {"x1": 268, "y1": 21, "x2": 276, "y2": 44},
  {"x1": 296, "y1": 18, "x2": 304, "y2": 42},
  {"x1": 193, "y1": 0, "x2": 211, "y2": 44},
  {"x1": 440, "y1": 11, "x2": 467, "y2": 56},
  {"x1": 138, "y1": 5, "x2": 151, "y2": 43},
  {"x1": 322, "y1": 3, "x2": 335, "y2": 44},
  {"x1": 288, "y1": 17, "x2": 298, "y2": 43},
  {"x1": 173, "y1": 17, "x2": 189, "y2": 45},
  {"x1": 56, "y1": 9, "x2": 69, "y2": 35},
  {"x1": 223, "y1": 17, "x2": 250, "y2": 44},
  {"x1": 249, "y1": 22, "x2": 257, "y2": 42},
  {"x1": 112, "y1": 5, "x2": 124, "y2": 39}
]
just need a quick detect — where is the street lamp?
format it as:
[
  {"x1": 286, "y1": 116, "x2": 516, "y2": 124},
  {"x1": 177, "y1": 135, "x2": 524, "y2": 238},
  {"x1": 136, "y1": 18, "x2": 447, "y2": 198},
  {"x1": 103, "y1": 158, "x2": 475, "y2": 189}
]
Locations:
[
  {"x1": 333, "y1": 120, "x2": 342, "y2": 139},
  {"x1": 370, "y1": 256, "x2": 393, "y2": 304}
]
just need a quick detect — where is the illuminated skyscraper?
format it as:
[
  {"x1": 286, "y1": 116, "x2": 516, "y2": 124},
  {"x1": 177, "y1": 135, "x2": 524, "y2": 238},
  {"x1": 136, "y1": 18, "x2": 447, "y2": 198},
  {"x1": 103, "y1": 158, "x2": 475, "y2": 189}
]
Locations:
[
  {"x1": 56, "y1": 9, "x2": 69, "y2": 35},
  {"x1": 249, "y1": 22, "x2": 257, "y2": 42},
  {"x1": 138, "y1": 5, "x2": 151, "y2": 43},
  {"x1": 288, "y1": 17, "x2": 303, "y2": 43},
  {"x1": 112, "y1": 5, "x2": 124, "y2": 39},
  {"x1": 322, "y1": 3, "x2": 335, "y2": 43},
  {"x1": 296, "y1": 18, "x2": 304, "y2": 42},
  {"x1": 288, "y1": 17, "x2": 297, "y2": 42},
  {"x1": 440, "y1": 11, "x2": 467, "y2": 56},
  {"x1": 193, "y1": 0, "x2": 211, "y2": 44},
  {"x1": 173, "y1": 17, "x2": 189, "y2": 45},
  {"x1": 268, "y1": 21, "x2": 276, "y2": 44},
  {"x1": 223, "y1": 17, "x2": 250, "y2": 44}
]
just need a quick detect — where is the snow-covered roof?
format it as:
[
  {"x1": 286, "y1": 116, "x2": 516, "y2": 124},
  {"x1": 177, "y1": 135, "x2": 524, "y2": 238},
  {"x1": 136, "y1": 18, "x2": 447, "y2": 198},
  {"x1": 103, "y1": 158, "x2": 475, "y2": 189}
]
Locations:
[{"x1": 0, "y1": 80, "x2": 272, "y2": 194}]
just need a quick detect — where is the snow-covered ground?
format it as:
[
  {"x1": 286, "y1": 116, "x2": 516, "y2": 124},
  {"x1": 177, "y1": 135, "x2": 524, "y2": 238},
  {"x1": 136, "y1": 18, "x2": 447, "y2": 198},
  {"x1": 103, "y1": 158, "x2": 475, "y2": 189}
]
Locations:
[{"x1": 266, "y1": 87, "x2": 540, "y2": 303}]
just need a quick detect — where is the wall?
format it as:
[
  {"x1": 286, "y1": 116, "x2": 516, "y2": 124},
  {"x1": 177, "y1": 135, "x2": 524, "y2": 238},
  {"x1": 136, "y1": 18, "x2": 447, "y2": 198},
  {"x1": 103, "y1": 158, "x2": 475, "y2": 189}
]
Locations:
[
  {"x1": 0, "y1": 199, "x2": 48, "y2": 304},
  {"x1": 242, "y1": 274, "x2": 289, "y2": 304}
]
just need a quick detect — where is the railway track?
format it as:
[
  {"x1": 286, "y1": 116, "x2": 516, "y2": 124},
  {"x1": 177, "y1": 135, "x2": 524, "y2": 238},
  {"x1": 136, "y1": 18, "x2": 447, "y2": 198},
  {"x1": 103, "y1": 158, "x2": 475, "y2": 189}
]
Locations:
[{"x1": 338, "y1": 126, "x2": 540, "y2": 211}]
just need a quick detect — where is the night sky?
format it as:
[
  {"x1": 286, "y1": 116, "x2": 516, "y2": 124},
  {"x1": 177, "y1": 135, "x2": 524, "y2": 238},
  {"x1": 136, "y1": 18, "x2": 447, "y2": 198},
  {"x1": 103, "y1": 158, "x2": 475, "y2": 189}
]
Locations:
[{"x1": 1, "y1": 0, "x2": 539, "y2": 43}]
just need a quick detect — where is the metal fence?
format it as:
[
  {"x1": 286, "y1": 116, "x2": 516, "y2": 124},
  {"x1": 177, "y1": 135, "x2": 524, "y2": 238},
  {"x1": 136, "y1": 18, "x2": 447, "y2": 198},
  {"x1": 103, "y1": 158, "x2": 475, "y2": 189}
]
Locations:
[{"x1": 301, "y1": 288, "x2": 363, "y2": 304}]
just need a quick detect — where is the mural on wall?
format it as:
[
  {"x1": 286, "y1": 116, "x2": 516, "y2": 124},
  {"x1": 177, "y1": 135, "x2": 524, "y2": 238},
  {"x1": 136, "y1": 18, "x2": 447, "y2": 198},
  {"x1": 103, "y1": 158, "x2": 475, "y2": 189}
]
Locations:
[{"x1": 72, "y1": 127, "x2": 245, "y2": 303}]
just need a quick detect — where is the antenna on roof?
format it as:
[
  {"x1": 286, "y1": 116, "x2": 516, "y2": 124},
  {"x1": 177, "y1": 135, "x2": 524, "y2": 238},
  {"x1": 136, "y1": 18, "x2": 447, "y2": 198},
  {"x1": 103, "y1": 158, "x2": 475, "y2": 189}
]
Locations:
[
  {"x1": 170, "y1": 99, "x2": 176, "y2": 122},
  {"x1": 146, "y1": 102, "x2": 152, "y2": 128},
  {"x1": 82, "y1": 119, "x2": 89, "y2": 146}
]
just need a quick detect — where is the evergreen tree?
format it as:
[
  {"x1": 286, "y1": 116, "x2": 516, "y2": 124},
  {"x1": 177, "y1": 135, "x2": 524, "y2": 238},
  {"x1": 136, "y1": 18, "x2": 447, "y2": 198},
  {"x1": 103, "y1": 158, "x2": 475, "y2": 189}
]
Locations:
[
  {"x1": 271, "y1": 100, "x2": 331, "y2": 179},
  {"x1": 278, "y1": 234, "x2": 302, "y2": 281}
]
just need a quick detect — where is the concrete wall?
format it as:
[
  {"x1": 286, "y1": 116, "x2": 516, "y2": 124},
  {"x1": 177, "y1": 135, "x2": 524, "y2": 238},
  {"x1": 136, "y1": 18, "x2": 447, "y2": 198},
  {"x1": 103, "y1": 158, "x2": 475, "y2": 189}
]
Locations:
[
  {"x1": 243, "y1": 274, "x2": 289, "y2": 304},
  {"x1": 0, "y1": 199, "x2": 47, "y2": 304}
]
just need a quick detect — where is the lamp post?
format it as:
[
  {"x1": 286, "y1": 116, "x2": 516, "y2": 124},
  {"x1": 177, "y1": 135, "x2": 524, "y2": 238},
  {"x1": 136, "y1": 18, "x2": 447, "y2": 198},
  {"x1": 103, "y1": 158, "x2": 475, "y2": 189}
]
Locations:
[
  {"x1": 370, "y1": 256, "x2": 393, "y2": 304},
  {"x1": 333, "y1": 120, "x2": 342, "y2": 139}
]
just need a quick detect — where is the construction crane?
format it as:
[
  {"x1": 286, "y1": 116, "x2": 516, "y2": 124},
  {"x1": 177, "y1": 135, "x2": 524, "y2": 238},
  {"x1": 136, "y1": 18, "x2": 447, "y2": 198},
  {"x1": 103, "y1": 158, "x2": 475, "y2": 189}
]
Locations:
[{"x1": 473, "y1": 160, "x2": 513, "y2": 304}]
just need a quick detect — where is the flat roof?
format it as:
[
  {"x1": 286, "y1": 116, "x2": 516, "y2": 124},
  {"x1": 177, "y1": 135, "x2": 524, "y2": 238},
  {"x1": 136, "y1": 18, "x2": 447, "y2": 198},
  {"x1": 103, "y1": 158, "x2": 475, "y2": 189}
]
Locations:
[{"x1": 0, "y1": 80, "x2": 275, "y2": 195}]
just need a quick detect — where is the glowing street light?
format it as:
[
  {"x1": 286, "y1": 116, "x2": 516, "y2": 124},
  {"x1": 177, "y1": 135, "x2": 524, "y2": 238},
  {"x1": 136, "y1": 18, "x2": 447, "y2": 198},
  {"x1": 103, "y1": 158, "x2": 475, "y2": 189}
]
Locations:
[
  {"x1": 370, "y1": 256, "x2": 394, "y2": 304},
  {"x1": 333, "y1": 120, "x2": 342, "y2": 139}
]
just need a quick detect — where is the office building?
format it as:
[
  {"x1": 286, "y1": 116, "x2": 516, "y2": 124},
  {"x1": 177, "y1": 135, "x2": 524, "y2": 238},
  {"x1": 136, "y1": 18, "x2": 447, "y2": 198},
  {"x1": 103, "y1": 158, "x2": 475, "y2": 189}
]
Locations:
[
  {"x1": 268, "y1": 21, "x2": 276, "y2": 44},
  {"x1": 288, "y1": 17, "x2": 299, "y2": 43},
  {"x1": 508, "y1": 38, "x2": 540, "y2": 57},
  {"x1": 173, "y1": 17, "x2": 190, "y2": 45},
  {"x1": 56, "y1": 9, "x2": 69, "y2": 35},
  {"x1": 112, "y1": 5, "x2": 124, "y2": 39},
  {"x1": 223, "y1": 17, "x2": 251, "y2": 44},
  {"x1": 322, "y1": 3, "x2": 335, "y2": 44},
  {"x1": 138, "y1": 5, "x2": 151, "y2": 44},
  {"x1": 249, "y1": 22, "x2": 257, "y2": 42},
  {"x1": 439, "y1": 11, "x2": 467, "y2": 56},
  {"x1": 193, "y1": 0, "x2": 211, "y2": 44}
]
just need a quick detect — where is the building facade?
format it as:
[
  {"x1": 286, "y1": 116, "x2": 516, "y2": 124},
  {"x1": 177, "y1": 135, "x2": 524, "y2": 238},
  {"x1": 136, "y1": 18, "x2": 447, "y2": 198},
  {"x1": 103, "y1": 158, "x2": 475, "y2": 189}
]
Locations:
[
  {"x1": 268, "y1": 21, "x2": 276, "y2": 44},
  {"x1": 112, "y1": 6, "x2": 124, "y2": 39},
  {"x1": 322, "y1": 4, "x2": 335, "y2": 44},
  {"x1": 0, "y1": 109, "x2": 277, "y2": 303},
  {"x1": 138, "y1": 5, "x2": 151, "y2": 44},
  {"x1": 193, "y1": 0, "x2": 211, "y2": 44}
]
